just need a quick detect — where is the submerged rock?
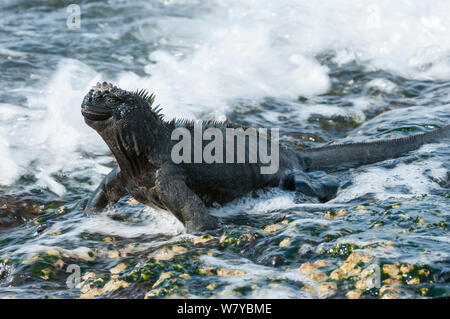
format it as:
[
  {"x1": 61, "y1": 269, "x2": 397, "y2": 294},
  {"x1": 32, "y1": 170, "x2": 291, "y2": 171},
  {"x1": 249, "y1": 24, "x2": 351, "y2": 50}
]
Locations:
[
  {"x1": 216, "y1": 268, "x2": 246, "y2": 277},
  {"x1": 152, "y1": 246, "x2": 188, "y2": 261},
  {"x1": 346, "y1": 289, "x2": 362, "y2": 299}
]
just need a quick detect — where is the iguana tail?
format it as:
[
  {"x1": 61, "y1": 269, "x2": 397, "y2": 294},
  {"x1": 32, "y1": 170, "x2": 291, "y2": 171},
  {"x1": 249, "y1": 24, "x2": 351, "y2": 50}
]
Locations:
[{"x1": 299, "y1": 125, "x2": 450, "y2": 171}]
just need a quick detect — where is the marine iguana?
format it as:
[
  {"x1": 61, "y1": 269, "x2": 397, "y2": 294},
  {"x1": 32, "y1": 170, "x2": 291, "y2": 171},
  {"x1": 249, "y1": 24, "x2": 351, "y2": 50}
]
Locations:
[{"x1": 81, "y1": 82, "x2": 449, "y2": 233}]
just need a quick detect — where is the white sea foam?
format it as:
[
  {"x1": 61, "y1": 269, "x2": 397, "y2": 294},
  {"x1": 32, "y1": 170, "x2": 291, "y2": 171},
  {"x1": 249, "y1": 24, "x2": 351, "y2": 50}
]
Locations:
[
  {"x1": 124, "y1": 0, "x2": 450, "y2": 119},
  {"x1": 0, "y1": 135, "x2": 20, "y2": 186},
  {"x1": 199, "y1": 255, "x2": 312, "y2": 298},
  {"x1": 334, "y1": 156, "x2": 448, "y2": 202},
  {"x1": 1, "y1": 59, "x2": 110, "y2": 194},
  {"x1": 0, "y1": 207, "x2": 184, "y2": 260},
  {"x1": 366, "y1": 78, "x2": 397, "y2": 93},
  {"x1": 210, "y1": 188, "x2": 296, "y2": 217}
]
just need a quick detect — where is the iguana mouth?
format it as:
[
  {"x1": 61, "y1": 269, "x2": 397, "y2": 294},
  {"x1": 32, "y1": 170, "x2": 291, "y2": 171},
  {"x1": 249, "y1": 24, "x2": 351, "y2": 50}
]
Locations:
[{"x1": 81, "y1": 105, "x2": 111, "y2": 121}]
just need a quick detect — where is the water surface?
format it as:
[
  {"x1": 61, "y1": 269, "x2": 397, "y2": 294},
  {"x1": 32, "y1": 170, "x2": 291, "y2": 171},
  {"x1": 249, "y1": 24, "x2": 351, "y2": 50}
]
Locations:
[{"x1": 0, "y1": 0, "x2": 449, "y2": 298}]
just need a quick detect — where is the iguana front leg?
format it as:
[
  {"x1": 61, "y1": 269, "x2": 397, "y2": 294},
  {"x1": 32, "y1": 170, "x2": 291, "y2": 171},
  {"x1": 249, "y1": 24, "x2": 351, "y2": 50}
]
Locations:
[
  {"x1": 85, "y1": 167, "x2": 128, "y2": 213},
  {"x1": 152, "y1": 165, "x2": 219, "y2": 233}
]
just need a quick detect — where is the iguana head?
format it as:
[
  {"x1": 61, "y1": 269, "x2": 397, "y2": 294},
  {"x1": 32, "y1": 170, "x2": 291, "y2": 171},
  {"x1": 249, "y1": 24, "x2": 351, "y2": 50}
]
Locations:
[
  {"x1": 81, "y1": 82, "x2": 163, "y2": 174},
  {"x1": 81, "y1": 82, "x2": 158, "y2": 131}
]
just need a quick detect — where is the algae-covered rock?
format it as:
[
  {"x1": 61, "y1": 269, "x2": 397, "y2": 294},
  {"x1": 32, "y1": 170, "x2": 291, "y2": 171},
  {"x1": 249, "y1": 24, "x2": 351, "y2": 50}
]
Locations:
[
  {"x1": 299, "y1": 262, "x2": 316, "y2": 275},
  {"x1": 79, "y1": 280, "x2": 130, "y2": 299},
  {"x1": 313, "y1": 260, "x2": 331, "y2": 268},
  {"x1": 206, "y1": 283, "x2": 217, "y2": 290},
  {"x1": 355, "y1": 205, "x2": 371, "y2": 214},
  {"x1": 193, "y1": 234, "x2": 214, "y2": 245},
  {"x1": 379, "y1": 284, "x2": 400, "y2": 298},
  {"x1": 198, "y1": 267, "x2": 215, "y2": 275},
  {"x1": 346, "y1": 289, "x2": 362, "y2": 299},
  {"x1": 301, "y1": 284, "x2": 316, "y2": 296},
  {"x1": 382, "y1": 263, "x2": 401, "y2": 279},
  {"x1": 216, "y1": 268, "x2": 246, "y2": 277},
  {"x1": 347, "y1": 252, "x2": 373, "y2": 264},
  {"x1": 380, "y1": 291, "x2": 400, "y2": 299},
  {"x1": 382, "y1": 278, "x2": 400, "y2": 285},
  {"x1": 299, "y1": 262, "x2": 327, "y2": 282},
  {"x1": 279, "y1": 237, "x2": 291, "y2": 247},
  {"x1": 355, "y1": 278, "x2": 370, "y2": 290},
  {"x1": 145, "y1": 288, "x2": 169, "y2": 299},
  {"x1": 308, "y1": 271, "x2": 327, "y2": 282},
  {"x1": 418, "y1": 268, "x2": 430, "y2": 277},
  {"x1": 323, "y1": 243, "x2": 360, "y2": 258},
  {"x1": 152, "y1": 245, "x2": 188, "y2": 261},
  {"x1": 178, "y1": 273, "x2": 191, "y2": 279},
  {"x1": 406, "y1": 277, "x2": 420, "y2": 285},
  {"x1": 153, "y1": 271, "x2": 174, "y2": 288},
  {"x1": 329, "y1": 252, "x2": 374, "y2": 280},
  {"x1": 264, "y1": 224, "x2": 283, "y2": 233},
  {"x1": 79, "y1": 288, "x2": 103, "y2": 299},
  {"x1": 324, "y1": 209, "x2": 347, "y2": 219},
  {"x1": 317, "y1": 282, "x2": 337, "y2": 295},
  {"x1": 329, "y1": 268, "x2": 345, "y2": 281},
  {"x1": 109, "y1": 262, "x2": 127, "y2": 274}
]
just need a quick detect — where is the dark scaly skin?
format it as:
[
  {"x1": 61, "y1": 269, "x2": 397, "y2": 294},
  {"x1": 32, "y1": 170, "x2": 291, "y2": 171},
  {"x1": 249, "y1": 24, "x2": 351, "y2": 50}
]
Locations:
[
  {"x1": 299, "y1": 125, "x2": 450, "y2": 171},
  {"x1": 81, "y1": 82, "x2": 449, "y2": 233}
]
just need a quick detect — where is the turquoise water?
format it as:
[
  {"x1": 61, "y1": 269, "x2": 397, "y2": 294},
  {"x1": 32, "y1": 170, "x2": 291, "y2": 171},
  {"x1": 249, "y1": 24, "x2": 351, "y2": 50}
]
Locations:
[{"x1": 0, "y1": 0, "x2": 448, "y2": 298}]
